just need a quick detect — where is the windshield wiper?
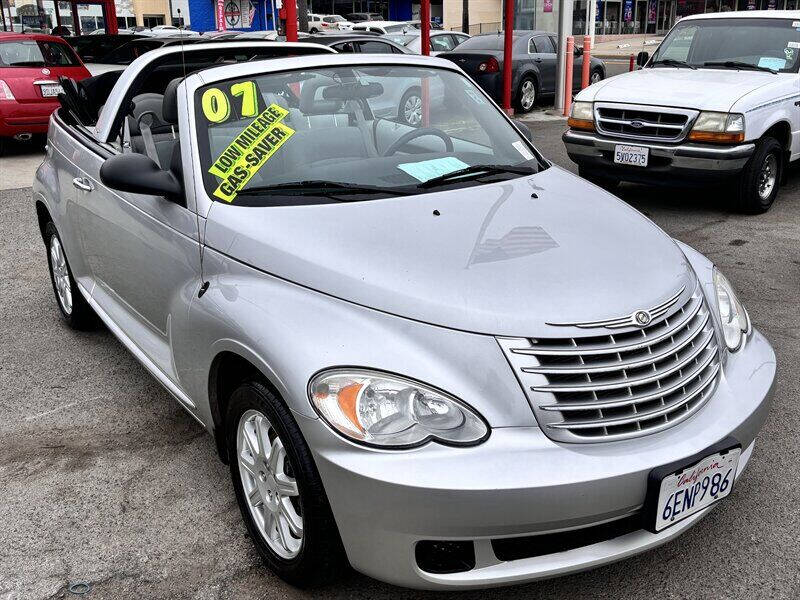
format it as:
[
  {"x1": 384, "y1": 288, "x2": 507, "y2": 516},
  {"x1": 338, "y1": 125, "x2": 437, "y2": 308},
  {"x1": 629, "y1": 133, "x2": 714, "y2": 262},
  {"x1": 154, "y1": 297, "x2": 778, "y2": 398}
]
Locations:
[
  {"x1": 236, "y1": 180, "x2": 411, "y2": 198},
  {"x1": 650, "y1": 58, "x2": 697, "y2": 70},
  {"x1": 417, "y1": 164, "x2": 535, "y2": 188},
  {"x1": 703, "y1": 61, "x2": 777, "y2": 74}
]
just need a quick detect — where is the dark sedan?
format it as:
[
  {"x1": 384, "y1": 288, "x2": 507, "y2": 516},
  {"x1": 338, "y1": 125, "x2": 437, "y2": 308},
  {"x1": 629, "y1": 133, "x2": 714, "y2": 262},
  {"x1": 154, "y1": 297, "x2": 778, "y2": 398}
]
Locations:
[
  {"x1": 306, "y1": 33, "x2": 413, "y2": 54},
  {"x1": 440, "y1": 31, "x2": 605, "y2": 113}
]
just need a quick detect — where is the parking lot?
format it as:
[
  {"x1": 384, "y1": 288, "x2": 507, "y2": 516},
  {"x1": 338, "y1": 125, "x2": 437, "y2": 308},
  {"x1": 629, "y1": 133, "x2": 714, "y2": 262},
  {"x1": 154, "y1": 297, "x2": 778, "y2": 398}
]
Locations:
[{"x1": 1, "y1": 118, "x2": 798, "y2": 599}]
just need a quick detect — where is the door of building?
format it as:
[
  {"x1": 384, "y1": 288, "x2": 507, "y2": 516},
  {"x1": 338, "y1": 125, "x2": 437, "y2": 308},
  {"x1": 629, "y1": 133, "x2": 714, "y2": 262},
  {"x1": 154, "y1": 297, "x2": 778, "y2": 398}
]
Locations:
[{"x1": 657, "y1": 0, "x2": 675, "y2": 34}]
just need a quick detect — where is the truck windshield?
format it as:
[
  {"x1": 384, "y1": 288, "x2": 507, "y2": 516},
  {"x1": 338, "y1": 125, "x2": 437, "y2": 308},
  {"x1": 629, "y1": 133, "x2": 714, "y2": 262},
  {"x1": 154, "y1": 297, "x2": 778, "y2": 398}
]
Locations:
[
  {"x1": 651, "y1": 18, "x2": 800, "y2": 74},
  {"x1": 195, "y1": 65, "x2": 544, "y2": 206}
]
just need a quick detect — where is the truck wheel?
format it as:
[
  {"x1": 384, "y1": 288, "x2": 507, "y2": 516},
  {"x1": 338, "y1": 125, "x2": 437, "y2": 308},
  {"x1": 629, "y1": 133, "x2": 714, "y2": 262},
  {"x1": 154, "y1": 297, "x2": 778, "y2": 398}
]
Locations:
[
  {"x1": 579, "y1": 166, "x2": 620, "y2": 192},
  {"x1": 226, "y1": 380, "x2": 347, "y2": 587},
  {"x1": 44, "y1": 222, "x2": 97, "y2": 329},
  {"x1": 515, "y1": 76, "x2": 537, "y2": 113},
  {"x1": 734, "y1": 137, "x2": 782, "y2": 214},
  {"x1": 590, "y1": 68, "x2": 603, "y2": 84}
]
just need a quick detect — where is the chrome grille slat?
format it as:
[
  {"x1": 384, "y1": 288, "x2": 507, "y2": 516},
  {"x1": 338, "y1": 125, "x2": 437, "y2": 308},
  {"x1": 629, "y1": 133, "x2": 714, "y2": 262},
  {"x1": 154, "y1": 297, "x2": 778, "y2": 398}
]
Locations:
[
  {"x1": 510, "y1": 294, "x2": 703, "y2": 356},
  {"x1": 497, "y1": 286, "x2": 721, "y2": 443},
  {"x1": 531, "y1": 334, "x2": 715, "y2": 392},
  {"x1": 523, "y1": 312, "x2": 710, "y2": 375},
  {"x1": 594, "y1": 102, "x2": 698, "y2": 143},
  {"x1": 539, "y1": 360, "x2": 719, "y2": 411},
  {"x1": 548, "y1": 364, "x2": 720, "y2": 428}
]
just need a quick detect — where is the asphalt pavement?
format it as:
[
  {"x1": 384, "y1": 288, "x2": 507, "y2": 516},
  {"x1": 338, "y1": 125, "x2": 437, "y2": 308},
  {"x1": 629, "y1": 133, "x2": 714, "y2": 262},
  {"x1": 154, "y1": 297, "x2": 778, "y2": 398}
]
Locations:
[{"x1": 1, "y1": 121, "x2": 798, "y2": 599}]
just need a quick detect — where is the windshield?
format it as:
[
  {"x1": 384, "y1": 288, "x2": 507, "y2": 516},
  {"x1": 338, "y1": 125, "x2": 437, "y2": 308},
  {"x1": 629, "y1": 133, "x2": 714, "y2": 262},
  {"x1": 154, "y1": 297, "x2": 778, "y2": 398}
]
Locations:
[
  {"x1": 651, "y1": 18, "x2": 800, "y2": 73},
  {"x1": 195, "y1": 65, "x2": 544, "y2": 206},
  {"x1": 384, "y1": 34, "x2": 417, "y2": 45},
  {"x1": 0, "y1": 40, "x2": 81, "y2": 67},
  {"x1": 456, "y1": 35, "x2": 504, "y2": 51}
]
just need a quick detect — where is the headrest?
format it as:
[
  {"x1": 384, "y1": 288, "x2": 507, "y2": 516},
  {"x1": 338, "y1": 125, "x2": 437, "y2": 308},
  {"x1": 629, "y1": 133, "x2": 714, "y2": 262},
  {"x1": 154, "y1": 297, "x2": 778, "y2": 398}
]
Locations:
[{"x1": 162, "y1": 77, "x2": 183, "y2": 124}]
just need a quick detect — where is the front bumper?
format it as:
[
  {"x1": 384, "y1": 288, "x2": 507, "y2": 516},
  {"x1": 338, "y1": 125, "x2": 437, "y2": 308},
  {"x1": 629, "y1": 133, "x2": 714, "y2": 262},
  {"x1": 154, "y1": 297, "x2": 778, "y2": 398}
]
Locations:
[
  {"x1": 0, "y1": 101, "x2": 58, "y2": 137},
  {"x1": 563, "y1": 129, "x2": 755, "y2": 185},
  {"x1": 299, "y1": 330, "x2": 775, "y2": 590}
]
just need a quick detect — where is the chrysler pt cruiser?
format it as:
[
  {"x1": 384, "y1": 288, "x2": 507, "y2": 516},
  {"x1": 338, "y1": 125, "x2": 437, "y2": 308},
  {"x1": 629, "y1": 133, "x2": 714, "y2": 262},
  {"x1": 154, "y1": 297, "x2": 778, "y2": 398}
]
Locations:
[{"x1": 33, "y1": 49, "x2": 775, "y2": 589}]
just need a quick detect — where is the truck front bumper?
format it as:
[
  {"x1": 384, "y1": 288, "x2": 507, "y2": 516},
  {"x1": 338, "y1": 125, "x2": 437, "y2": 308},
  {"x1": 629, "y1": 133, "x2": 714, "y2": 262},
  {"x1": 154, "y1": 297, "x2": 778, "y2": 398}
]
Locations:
[{"x1": 563, "y1": 129, "x2": 755, "y2": 186}]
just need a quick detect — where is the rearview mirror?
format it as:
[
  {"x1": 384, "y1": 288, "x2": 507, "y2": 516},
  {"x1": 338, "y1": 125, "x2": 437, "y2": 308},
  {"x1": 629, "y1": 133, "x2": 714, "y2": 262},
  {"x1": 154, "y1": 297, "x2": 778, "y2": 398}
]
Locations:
[
  {"x1": 512, "y1": 118, "x2": 533, "y2": 142},
  {"x1": 636, "y1": 51, "x2": 650, "y2": 67},
  {"x1": 100, "y1": 153, "x2": 182, "y2": 199}
]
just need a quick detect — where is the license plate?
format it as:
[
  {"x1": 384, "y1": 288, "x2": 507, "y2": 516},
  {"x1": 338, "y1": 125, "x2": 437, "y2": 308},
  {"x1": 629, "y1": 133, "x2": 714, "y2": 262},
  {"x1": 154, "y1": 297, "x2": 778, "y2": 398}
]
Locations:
[
  {"x1": 614, "y1": 144, "x2": 649, "y2": 167},
  {"x1": 651, "y1": 446, "x2": 741, "y2": 532},
  {"x1": 40, "y1": 84, "x2": 63, "y2": 97}
]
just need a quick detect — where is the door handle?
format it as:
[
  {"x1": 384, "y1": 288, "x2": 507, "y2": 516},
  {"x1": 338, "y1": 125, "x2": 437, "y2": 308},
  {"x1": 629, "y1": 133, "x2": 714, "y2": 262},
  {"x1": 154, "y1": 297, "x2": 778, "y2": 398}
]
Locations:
[
  {"x1": 72, "y1": 177, "x2": 94, "y2": 192},
  {"x1": 535, "y1": 58, "x2": 543, "y2": 63}
]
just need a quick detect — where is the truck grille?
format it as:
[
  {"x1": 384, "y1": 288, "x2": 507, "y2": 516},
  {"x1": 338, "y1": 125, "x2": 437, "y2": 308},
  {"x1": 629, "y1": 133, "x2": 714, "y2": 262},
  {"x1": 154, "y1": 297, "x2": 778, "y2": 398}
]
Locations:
[
  {"x1": 498, "y1": 287, "x2": 720, "y2": 443},
  {"x1": 595, "y1": 102, "x2": 697, "y2": 142}
]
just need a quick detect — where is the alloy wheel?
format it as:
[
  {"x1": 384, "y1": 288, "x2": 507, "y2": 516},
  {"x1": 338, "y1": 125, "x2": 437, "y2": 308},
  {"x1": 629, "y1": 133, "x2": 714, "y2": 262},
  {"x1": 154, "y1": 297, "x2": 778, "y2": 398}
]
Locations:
[
  {"x1": 49, "y1": 235, "x2": 72, "y2": 315},
  {"x1": 757, "y1": 154, "x2": 777, "y2": 201},
  {"x1": 520, "y1": 80, "x2": 536, "y2": 110},
  {"x1": 237, "y1": 409, "x2": 303, "y2": 559},
  {"x1": 590, "y1": 71, "x2": 602, "y2": 84},
  {"x1": 403, "y1": 94, "x2": 422, "y2": 126}
]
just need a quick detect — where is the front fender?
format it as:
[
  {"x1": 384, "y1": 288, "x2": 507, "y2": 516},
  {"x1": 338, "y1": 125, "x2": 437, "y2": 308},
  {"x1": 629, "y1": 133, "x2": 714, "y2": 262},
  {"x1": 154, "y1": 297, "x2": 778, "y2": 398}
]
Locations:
[{"x1": 177, "y1": 246, "x2": 539, "y2": 431}]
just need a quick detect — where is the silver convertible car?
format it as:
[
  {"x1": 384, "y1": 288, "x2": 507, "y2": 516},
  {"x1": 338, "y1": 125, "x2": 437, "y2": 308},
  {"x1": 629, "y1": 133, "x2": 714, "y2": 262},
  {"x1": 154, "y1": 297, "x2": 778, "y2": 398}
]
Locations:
[{"x1": 33, "y1": 46, "x2": 775, "y2": 590}]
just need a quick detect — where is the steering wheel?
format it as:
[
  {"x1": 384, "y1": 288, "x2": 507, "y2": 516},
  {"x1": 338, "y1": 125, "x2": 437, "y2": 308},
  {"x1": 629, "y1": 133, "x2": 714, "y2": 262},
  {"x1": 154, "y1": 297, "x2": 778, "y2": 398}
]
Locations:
[{"x1": 381, "y1": 127, "x2": 454, "y2": 157}]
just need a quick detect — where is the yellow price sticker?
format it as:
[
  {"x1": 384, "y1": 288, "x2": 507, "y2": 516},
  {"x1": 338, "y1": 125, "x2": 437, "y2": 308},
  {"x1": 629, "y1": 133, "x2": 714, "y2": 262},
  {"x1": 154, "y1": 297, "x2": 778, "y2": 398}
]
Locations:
[
  {"x1": 208, "y1": 103, "x2": 295, "y2": 203},
  {"x1": 201, "y1": 80, "x2": 260, "y2": 123}
]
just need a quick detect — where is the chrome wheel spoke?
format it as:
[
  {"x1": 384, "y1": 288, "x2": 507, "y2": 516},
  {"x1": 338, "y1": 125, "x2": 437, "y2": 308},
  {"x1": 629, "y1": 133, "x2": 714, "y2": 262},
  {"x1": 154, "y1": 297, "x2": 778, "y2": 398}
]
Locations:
[
  {"x1": 267, "y1": 437, "x2": 284, "y2": 473},
  {"x1": 279, "y1": 498, "x2": 303, "y2": 537},
  {"x1": 247, "y1": 485, "x2": 262, "y2": 507},
  {"x1": 254, "y1": 416, "x2": 269, "y2": 460},
  {"x1": 275, "y1": 473, "x2": 298, "y2": 497}
]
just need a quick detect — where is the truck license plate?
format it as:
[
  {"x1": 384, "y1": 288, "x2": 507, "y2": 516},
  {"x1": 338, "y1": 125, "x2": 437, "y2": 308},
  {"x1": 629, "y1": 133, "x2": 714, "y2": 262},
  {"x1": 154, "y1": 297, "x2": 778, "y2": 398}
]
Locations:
[
  {"x1": 652, "y1": 447, "x2": 740, "y2": 532},
  {"x1": 614, "y1": 144, "x2": 649, "y2": 167}
]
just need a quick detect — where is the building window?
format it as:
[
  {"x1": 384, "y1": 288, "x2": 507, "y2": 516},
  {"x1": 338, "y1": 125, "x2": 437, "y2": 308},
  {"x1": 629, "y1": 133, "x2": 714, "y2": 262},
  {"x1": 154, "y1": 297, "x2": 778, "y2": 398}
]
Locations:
[{"x1": 143, "y1": 14, "x2": 165, "y2": 28}]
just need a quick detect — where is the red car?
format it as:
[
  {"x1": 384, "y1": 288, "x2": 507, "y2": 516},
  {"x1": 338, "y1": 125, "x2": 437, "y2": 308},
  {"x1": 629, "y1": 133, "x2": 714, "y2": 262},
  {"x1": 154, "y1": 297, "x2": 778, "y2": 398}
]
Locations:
[{"x1": 0, "y1": 33, "x2": 91, "y2": 154}]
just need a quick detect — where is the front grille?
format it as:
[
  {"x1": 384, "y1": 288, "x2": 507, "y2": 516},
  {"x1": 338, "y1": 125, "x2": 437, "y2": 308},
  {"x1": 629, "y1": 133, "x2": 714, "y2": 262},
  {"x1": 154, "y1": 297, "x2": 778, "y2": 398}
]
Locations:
[
  {"x1": 498, "y1": 287, "x2": 720, "y2": 443},
  {"x1": 595, "y1": 103, "x2": 697, "y2": 142}
]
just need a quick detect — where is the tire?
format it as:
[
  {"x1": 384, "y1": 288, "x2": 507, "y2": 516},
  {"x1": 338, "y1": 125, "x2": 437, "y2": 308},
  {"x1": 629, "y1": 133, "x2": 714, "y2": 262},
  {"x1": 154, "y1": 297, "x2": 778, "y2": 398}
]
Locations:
[
  {"x1": 579, "y1": 166, "x2": 620, "y2": 192},
  {"x1": 515, "y1": 76, "x2": 537, "y2": 114},
  {"x1": 226, "y1": 380, "x2": 347, "y2": 587},
  {"x1": 44, "y1": 222, "x2": 97, "y2": 330},
  {"x1": 733, "y1": 136, "x2": 782, "y2": 214},
  {"x1": 397, "y1": 86, "x2": 422, "y2": 127},
  {"x1": 590, "y1": 68, "x2": 604, "y2": 85}
]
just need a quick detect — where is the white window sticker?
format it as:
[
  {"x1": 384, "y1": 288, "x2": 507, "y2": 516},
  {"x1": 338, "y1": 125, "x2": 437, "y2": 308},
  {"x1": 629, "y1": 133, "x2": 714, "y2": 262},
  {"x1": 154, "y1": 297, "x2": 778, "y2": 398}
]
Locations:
[
  {"x1": 513, "y1": 140, "x2": 535, "y2": 161},
  {"x1": 788, "y1": 41, "x2": 800, "y2": 49},
  {"x1": 792, "y1": 21, "x2": 800, "y2": 28}
]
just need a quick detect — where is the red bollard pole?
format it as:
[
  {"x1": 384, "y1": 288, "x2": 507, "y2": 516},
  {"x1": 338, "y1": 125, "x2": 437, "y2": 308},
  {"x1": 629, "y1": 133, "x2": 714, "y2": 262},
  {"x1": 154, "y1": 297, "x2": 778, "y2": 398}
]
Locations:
[
  {"x1": 420, "y1": 0, "x2": 430, "y2": 126},
  {"x1": 501, "y1": 0, "x2": 514, "y2": 114},
  {"x1": 285, "y1": 0, "x2": 298, "y2": 41},
  {"x1": 563, "y1": 36, "x2": 574, "y2": 117},
  {"x1": 629, "y1": 54, "x2": 635, "y2": 71},
  {"x1": 581, "y1": 35, "x2": 591, "y2": 89}
]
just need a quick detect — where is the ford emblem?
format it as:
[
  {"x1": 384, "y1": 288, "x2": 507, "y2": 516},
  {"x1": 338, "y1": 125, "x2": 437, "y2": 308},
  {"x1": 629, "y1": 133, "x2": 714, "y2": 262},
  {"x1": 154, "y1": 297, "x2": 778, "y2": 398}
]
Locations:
[{"x1": 630, "y1": 120, "x2": 645, "y2": 129}]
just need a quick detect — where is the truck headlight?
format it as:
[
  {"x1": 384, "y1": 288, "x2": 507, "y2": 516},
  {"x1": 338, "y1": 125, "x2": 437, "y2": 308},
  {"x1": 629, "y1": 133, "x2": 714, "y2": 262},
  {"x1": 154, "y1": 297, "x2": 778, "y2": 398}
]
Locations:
[
  {"x1": 689, "y1": 112, "x2": 745, "y2": 144},
  {"x1": 309, "y1": 369, "x2": 489, "y2": 448},
  {"x1": 568, "y1": 101, "x2": 595, "y2": 131},
  {"x1": 713, "y1": 268, "x2": 750, "y2": 351}
]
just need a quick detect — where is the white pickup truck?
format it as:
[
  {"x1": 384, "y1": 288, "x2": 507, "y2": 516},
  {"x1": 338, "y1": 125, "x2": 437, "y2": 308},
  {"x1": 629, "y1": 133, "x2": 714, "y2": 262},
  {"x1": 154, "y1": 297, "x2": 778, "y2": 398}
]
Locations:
[{"x1": 563, "y1": 10, "x2": 800, "y2": 213}]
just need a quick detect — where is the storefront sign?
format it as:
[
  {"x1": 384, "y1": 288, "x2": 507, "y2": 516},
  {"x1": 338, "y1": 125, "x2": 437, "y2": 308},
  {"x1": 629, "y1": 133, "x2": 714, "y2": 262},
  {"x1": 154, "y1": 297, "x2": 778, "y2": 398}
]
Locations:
[
  {"x1": 544, "y1": 0, "x2": 553, "y2": 12},
  {"x1": 624, "y1": 0, "x2": 633, "y2": 22},
  {"x1": 648, "y1": 0, "x2": 657, "y2": 23},
  {"x1": 596, "y1": 0, "x2": 603, "y2": 21},
  {"x1": 216, "y1": 0, "x2": 226, "y2": 30}
]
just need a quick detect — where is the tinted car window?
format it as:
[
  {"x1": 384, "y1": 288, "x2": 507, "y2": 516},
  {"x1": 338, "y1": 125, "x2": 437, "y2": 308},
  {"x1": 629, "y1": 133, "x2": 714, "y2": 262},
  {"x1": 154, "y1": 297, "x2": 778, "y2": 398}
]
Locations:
[
  {"x1": 455, "y1": 35, "x2": 504, "y2": 51},
  {"x1": 357, "y1": 41, "x2": 395, "y2": 53},
  {"x1": 100, "y1": 40, "x2": 163, "y2": 65},
  {"x1": 431, "y1": 35, "x2": 456, "y2": 52},
  {"x1": 331, "y1": 42, "x2": 356, "y2": 53},
  {"x1": 0, "y1": 40, "x2": 81, "y2": 67},
  {"x1": 532, "y1": 36, "x2": 555, "y2": 54}
]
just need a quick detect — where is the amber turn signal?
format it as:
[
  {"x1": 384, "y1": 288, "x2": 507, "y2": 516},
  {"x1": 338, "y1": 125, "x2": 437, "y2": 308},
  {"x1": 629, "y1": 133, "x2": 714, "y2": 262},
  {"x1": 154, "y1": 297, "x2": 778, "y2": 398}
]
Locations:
[
  {"x1": 567, "y1": 117, "x2": 595, "y2": 131},
  {"x1": 687, "y1": 130, "x2": 745, "y2": 144}
]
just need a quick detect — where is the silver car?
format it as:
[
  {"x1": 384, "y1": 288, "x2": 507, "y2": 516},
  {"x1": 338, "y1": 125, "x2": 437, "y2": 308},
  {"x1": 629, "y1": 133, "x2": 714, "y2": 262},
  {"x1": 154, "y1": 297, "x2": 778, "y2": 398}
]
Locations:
[{"x1": 33, "y1": 50, "x2": 775, "y2": 590}]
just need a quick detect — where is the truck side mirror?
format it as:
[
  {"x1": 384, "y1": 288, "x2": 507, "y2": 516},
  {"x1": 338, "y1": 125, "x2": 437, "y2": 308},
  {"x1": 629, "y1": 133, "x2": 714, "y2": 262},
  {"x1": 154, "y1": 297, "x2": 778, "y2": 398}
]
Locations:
[{"x1": 636, "y1": 51, "x2": 650, "y2": 67}]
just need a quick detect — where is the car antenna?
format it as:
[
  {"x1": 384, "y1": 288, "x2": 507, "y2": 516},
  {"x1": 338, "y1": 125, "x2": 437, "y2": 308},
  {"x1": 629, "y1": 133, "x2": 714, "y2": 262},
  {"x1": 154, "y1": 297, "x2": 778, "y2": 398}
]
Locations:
[{"x1": 176, "y1": 8, "x2": 207, "y2": 295}]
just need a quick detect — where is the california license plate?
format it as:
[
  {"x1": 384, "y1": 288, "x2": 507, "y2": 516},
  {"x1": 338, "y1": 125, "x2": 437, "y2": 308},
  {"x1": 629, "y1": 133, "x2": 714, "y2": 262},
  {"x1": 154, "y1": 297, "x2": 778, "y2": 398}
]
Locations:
[
  {"x1": 614, "y1": 144, "x2": 649, "y2": 167},
  {"x1": 650, "y1": 446, "x2": 741, "y2": 532},
  {"x1": 40, "y1": 84, "x2": 63, "y2": 97}
]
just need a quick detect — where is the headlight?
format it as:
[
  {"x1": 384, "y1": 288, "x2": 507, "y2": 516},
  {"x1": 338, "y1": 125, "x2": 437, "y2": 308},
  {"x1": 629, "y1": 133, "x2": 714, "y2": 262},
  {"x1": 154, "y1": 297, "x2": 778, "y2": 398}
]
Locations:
[
  {"x1": 689, "y1": 112, "x2": 745, "y2": 143},
  {"x1": 713, "y1": 268, "x2": 750, "y2": 351},
  {"x1": 567, "y1": 101, "x2": 595, "y2": 131},
  {"x1": 308, "y1": 369, "x2": 489, "y2": 448}
]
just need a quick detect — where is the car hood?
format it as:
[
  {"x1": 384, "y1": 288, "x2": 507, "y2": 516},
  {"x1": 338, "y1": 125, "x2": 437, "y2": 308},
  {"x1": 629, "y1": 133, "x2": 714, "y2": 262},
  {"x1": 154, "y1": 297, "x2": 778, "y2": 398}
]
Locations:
[
  {"x1": 582, "y1": 68, "x2": 778, "y2": 112},
  {"x1": 204, "y1": 166, "x2": 695, "y2": 336}
]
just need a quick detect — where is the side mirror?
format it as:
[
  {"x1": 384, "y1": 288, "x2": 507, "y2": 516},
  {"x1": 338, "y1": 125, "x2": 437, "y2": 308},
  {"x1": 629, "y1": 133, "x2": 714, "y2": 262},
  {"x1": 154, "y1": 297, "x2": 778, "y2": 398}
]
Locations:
[
  {"x1": 100, "y1": 153, "x2": 182, "y2": 199},
  {"x1": 512, "y1": 118, "x2": 533, "y2": 142},
  {"x1": 636, "y1": 51, "x2": 650, "y2": 67}
]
